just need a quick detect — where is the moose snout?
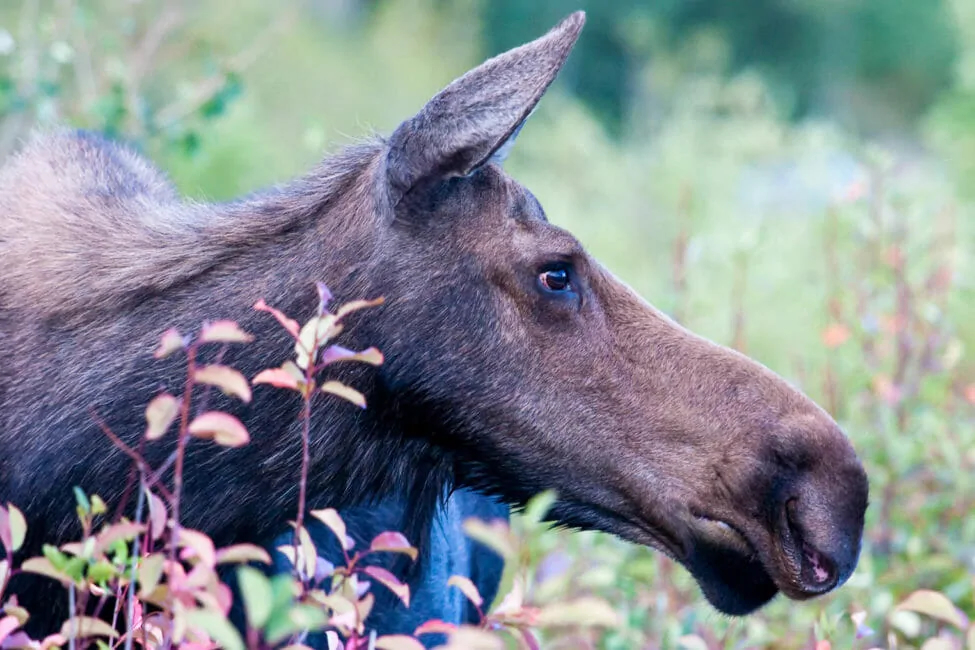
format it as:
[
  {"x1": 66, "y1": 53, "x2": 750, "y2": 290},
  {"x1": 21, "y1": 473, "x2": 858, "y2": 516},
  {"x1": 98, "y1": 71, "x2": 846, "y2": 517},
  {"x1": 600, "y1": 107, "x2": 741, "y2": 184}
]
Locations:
[{"x1": 771, "y1": 458, "x2": 868, "y2": 598}]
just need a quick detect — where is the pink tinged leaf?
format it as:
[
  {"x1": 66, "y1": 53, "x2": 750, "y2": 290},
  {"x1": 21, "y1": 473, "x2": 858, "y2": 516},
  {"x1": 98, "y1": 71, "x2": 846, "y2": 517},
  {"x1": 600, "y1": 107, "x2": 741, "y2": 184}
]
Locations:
[
  {"x1": 187, "y1": 412, "x2": 250, "y2": 448},
  {"x1": 59, "y1": 616, "x2": 119, "y2": 640},
  {"x1": 414, "y1": 620, "x2": 458, "y2": 636},
  {"x1": 199, "y1": 320, "x2": 254, "y2": 344},
  {"x1": 20, "y1": 557, "x2": 72, "y2": 586},
  {"x1": 369, "y1": 532, "x2": 418, "y2": 561},
  {"x1": 447, "y1": 575, "x2": 483, "y2": 608},
  {"x1": 320, "y1": 346, "x2": 384, "y2": 367},
  {"x1": 3, "y1": 632, "x2": 35, "y2": 650},
  {"x1": 520, "y1": 629, "x2": 540, "y2": 650},
  {"x1": 253, "y1": 299, "x2": 300, "y2": 338},
  {"x1": 252, "y1": 368, "x2": 300, "y2": 391},
  {"x1": 7, "y1": 504, "x2": 26, "y2": 553},
  {"x1": 177, "y1": 528, "x2": 217, "y2": 568},
  {"x1": 194, "y1": 365, "x2": 252, "y2": 403},
  {"x1": 214, "y1": 544, "x2": 272, "y2": 565},
  {"x1": 335, "y1": 296, "x2": 385, "y2": 319},
  {"x1": 373, "y1": 635, "x2": 425, "y2": 650},
  {"x1": 0, "y1": 616, "x2": 20, "y2": 645},
  {"x1": 314, "y1": 556, "x2": 336, "y2": 583},
  {"x1": 362, "y1": 566, "x2": 410, "y2": 607},
  {"x1": 0, "y1": 509, "x2": 9, "y2": 554},
  {"x1": 461, "y1": 518, "x2": 515, "y2": 560},
  {"x1": 297, "y1": 525, "x2": 317, "y2": 581},
  {"x1": 320, "y1": 381, "x2": 366, "y2": 408},
  {"x1": 147, "y1": 491, "x2": 167, "y2": 541},
  {"x1": 154, "y1": 328, "x2": 185, "y2": 359},
  {"x1": 94, "y1": 522, "x2": 145, "y2": 556},
  {"x1": 316, "y1": 282, "x2": 333, "y2": 313},
  {"x1": 145, "y1": 393, "x2": 180, "y2": 441},
  {"x1": 310, "y1": 508, "x2": 353, "y2": 551}
]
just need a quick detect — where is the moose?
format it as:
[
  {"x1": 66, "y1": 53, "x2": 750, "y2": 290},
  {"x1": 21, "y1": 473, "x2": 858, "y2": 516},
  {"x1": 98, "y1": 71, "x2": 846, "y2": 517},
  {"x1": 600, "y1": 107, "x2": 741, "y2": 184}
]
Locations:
[{"x1": 0, "y1": 10, "x2": 867, "y2": 640}]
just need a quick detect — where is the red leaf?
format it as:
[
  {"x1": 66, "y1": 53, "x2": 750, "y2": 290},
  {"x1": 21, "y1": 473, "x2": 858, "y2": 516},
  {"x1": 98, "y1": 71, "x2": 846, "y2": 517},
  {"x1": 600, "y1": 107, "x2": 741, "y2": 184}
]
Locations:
[
  {"x1": 145, "y1": 393, "x2": 180, "y2": 440},
  {"x1": 414, "y1": 620, "x2": 458, "y2": 636},
  {"x1": 188, "y1": 412, "x2": 250, "y2": 448},
  {"x1": 320, "y1": 381, "x2": 366, "y2": 408},
  {"x1": 252, "y1": 368, "x2": 300, "y2": 391},
  {"x1": 447, "y1": 575, "x2": 482, "y2": 607},
  {"x1": 362, "y1": 566, "x2": 410, "y2": 607},
  {"x1": 369, "y1": 531, "x2": 418, "y2": 561},
  {"x1": 254, "y1": 299, "x2": 300, "y2": 338},
  {"x1": 0, "y1": 615, "x2": 21, "y2": 645},
  {"x1": 321, "y1": 346, "x2": 384, "y2": 367}
]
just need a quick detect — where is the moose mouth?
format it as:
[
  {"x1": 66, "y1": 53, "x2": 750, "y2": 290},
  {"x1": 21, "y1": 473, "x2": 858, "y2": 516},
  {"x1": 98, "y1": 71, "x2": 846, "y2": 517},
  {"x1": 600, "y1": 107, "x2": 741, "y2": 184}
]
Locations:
[{"x1": 684, "y1": 510, "x2": 840, "y2": 615}]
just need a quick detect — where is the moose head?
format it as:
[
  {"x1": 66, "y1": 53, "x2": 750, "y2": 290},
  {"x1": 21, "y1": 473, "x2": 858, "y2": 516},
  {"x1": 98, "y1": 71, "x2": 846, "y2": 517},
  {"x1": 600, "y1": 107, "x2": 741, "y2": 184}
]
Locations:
[{"x1": 352, "y1": 11, "x2": 868, "y2": 614}]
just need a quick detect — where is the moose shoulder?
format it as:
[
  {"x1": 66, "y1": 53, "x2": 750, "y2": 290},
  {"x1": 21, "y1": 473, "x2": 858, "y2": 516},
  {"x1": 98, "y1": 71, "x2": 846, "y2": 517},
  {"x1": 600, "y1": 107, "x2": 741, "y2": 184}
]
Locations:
[{"x1": 0, "y1": 10, "x2": 867, "y2": 634}]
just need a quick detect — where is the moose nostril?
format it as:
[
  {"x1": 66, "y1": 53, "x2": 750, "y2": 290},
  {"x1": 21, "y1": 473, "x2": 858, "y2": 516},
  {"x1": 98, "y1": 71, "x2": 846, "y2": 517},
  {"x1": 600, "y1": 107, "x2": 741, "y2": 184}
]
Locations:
[{"x1": 782, "y1": 495, "x2": 839, "y2": 593}]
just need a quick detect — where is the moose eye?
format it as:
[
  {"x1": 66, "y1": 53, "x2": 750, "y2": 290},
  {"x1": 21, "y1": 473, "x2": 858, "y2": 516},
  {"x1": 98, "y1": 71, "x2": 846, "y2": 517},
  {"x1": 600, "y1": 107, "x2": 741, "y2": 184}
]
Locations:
[{"x1": 538, "y1": 266, "x2": 572, "y2": 293}]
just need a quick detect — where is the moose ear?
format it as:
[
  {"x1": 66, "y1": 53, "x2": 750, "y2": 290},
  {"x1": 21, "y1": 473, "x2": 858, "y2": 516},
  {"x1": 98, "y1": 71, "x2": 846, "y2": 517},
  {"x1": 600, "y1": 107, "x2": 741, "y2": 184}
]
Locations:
[{"x1": 386, "y1": 11, "x2": 585, "y2": 203}]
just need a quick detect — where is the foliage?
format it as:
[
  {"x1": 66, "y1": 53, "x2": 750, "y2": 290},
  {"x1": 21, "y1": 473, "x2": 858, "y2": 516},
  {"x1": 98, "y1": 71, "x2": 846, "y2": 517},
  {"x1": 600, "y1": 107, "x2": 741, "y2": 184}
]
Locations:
[{"x1": 1, "y1": 1, "x2": 973, "y2": 649}]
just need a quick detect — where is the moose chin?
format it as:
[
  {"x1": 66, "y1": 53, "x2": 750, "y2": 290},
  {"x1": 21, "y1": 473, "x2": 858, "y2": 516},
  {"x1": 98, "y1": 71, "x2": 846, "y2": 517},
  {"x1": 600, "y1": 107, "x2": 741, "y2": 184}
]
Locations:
[{"x1": 0, "y1": 9, "x2": 867, "y2": 640}]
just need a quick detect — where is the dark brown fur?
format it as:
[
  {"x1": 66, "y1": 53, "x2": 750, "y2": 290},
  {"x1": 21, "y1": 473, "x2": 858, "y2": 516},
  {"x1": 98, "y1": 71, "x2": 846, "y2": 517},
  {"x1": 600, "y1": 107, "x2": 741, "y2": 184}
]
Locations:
[{"x1": 0, "y1": 12, "x2": 866, "y2": 631}]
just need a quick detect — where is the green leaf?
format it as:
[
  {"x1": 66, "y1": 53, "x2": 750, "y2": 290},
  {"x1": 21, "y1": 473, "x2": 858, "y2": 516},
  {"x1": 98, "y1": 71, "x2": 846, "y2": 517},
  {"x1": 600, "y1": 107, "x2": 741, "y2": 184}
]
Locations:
[
  {"x1": 522, "y1": 490, "x2": 557, "y2": 526},
  {"x1": 73, "y1": 488, "x2": 91, "y2": 515},
  {"x1": 535, "y1": 597, "x2": 620, "y2": 628},
  {"x1": 462, "y1": 518, "x2": 515, "y2": 560},
  {"x1": 238, "y1": 566, "x2": 273, "y2": 630},
  {"x1": 184, "y1": 609, "x2": 244, "y2": 650},
  {"x1": 896, "y1": 590, "x2": 967, "y2": 629},
  {"x1": 21, "y1": 557, "x2": 71, "y2": 586},
  {"x1": 86, "y1": 560, "x2": 117, "y2": 584},
  {"x1": 137, "y1": 553, "x2": 165, "y2": 599}
]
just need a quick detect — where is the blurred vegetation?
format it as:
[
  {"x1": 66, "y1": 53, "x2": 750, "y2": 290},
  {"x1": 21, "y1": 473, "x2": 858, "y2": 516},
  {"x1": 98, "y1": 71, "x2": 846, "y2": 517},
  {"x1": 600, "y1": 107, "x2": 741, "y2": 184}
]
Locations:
[{"x1": 1, "y1": 0, "x2": 973, "y2": 648}]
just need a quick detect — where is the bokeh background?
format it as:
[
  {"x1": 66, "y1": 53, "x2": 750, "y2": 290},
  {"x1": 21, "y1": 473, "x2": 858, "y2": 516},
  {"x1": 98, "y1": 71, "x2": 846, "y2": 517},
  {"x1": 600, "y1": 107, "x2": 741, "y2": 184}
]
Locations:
[{"x1": 1, "y1": 1, "x2": 974, "y2": 648}]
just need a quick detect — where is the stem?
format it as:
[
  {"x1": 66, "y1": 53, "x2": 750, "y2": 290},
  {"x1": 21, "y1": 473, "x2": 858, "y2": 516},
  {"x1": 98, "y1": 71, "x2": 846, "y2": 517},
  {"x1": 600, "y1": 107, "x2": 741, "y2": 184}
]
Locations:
[
  {"x1": 168, "y1": 344, "x2": 197, "y2": 603},
  {"x1": 68, "y1": 582, "x2": 77, "y2": 650},
  {"x1": 124, "y1": 475, "x2": 147, "y2": 650}
]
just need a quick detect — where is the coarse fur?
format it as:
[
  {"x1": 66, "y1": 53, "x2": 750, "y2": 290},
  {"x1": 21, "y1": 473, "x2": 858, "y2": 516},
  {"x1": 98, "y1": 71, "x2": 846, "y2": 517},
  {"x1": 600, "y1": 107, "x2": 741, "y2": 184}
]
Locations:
[{"x1": 0, "y1": 12, "x2": 868, "y2": 636}]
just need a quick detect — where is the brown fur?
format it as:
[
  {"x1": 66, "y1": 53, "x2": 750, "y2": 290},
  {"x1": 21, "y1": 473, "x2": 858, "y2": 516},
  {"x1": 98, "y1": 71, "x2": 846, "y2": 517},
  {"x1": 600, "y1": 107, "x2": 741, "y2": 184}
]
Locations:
[{"x1": 0, "y1": 11, "x2": 866, "y2": 631}]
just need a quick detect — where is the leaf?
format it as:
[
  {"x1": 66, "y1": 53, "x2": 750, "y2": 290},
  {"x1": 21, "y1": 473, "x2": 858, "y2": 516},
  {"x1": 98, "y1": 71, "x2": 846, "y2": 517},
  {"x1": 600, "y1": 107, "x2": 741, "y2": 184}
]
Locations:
[
  {"x1": 199, "y1": 320, "x2": 253, "y2": 344},
  {"x1": 194, "y1": 365, "x2": 252, "y2": 403},
  {"x1": 320, "y1": 381, "x2": 366, "y2": 408},
  {"x1": 536, "y1": 597, "x2": 620, "y2": 627},
  {"x1": 678, "y1": 635, "x2": 710, "y2": 650},
  {"x1": 335, "y1": 296, "x2": 384, "y2": 319},
  {"x1": 147, "y1": 491, "x2": 167, "y2": 541},
  {"x1": 252, "y1": 368, "x2": 300, "y2": 391},
  {"x1": 94, "y1": 522, "x2": 145, "y2": 557},
  {"x1": 154, "y1": 328, "x2": 185, "y2": 359},
  {"x1": 440, "y1": 627, "x2": 503, "y2": 650},
  {"x1": 462, "y1": 518, "x2": 515, "y2": 560},
  {"x1": 296, "y1": 525, "x2": 317, "y2": 581},
  {"x1": 414, "y1": 620, "x2": 458, "y2": 636},
  {"x1": 821, "y1": 323, "x2": 851, "y2": 348},
  {"x1": 320, "y1": 346, "x2": 384, "y2": 367},
  {"x1": 896, "y1": 590, "x2": 967, "y2": 629},
  {"x1": 7, "y1": 504, "x2": 26, "y2": 553},
  {"x1": 966, "y1": 625, "x2": 975, "y2": 650},
  {"x1": 254, "y1": 299, "x2": 300, "y2": 338},
  {"x1": 0, "y1": 616, "x2": 21, "y2": 645},
  {"x1": 522, "y1": 490, "x2": 557, "y2": 526},
  {"x1": 188, "y1": 412, "x2": 250, "y2": 448},
  {"x1": 374, "y1": 635, "x2": 425, "y2": 650},
  {"x1": 60, "y1": 616, "x2": 119, "y2": 640},
  {"x1": 920, "y1": 639, "x2": 955, "y2": 650},
  {"x1": 362, "y1": 566, "x2": 410, "y2": 607},
  {"x1": 177, "y1": 528, "x2": 216, "y2": 568},
  {"x1": 215, "y1": 544, "x2": 271, "y2": 565},
  {"x1": 310, "y1": 509, "x2": 353, "y2": 551},
  {"x1": 184, "y1": 609, "x2": 244, "y2": 650},
  {"x1": 369, "y1": 531, "x2": 418, "y2": 561},
  {"x1": 145, "y1": 393, "x2": 180, "y2": 441},
  {"x1": 138, "y1": 553, "x2": 165, "y2": 599},
  {"x1": 238, "y1": 566, "x2": 273, "y2": 630},
  {"x1": 21, "y1": 557, "x2": 72, "y2": 586},
  {"x1": 447, "y1": 575, "x2": 482, "y2": 608}
]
